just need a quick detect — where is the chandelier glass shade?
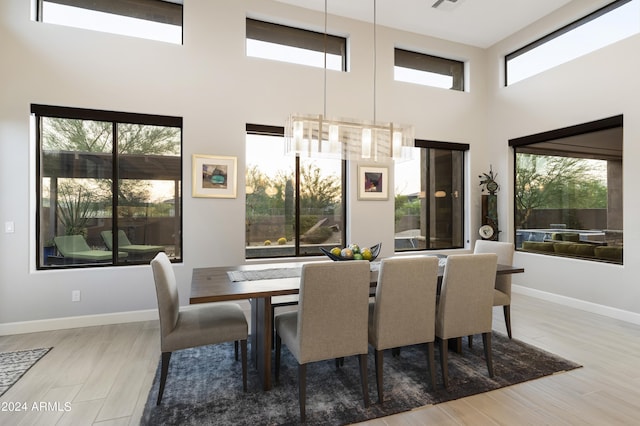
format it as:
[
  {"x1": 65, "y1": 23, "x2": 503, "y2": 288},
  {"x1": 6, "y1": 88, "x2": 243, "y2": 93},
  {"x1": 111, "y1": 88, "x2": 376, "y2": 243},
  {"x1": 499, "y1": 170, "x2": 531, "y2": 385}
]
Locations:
[{"x1": 285, "y1": 113, "x2": 415, "y2": 161}]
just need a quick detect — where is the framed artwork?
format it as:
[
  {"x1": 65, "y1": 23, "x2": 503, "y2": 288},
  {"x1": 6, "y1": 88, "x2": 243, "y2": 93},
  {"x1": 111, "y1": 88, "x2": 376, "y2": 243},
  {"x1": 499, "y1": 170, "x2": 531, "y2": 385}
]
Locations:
[
  {"x1": 192, "y1": 154, "x2": 237, "y2": 198},
  {"x1": 358, "y1": 165, "x2": 388, "y2": 200}
]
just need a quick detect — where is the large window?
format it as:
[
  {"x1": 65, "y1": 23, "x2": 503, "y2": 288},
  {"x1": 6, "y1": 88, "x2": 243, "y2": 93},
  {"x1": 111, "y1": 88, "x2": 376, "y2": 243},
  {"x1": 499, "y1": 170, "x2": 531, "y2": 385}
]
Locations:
[
  {"x1": 246, "y1": 18, "x2": 347, "y2": 71},
  {"x1": 394, "y1": 141, "x2": 467, "y2": 251},
  {"x1": 37, "y1": 0, "x2": 183, "y2": 44},
  {"x1": 511, "y1": 116, "x2": 623, "y2": 264},
  {"x1": 245, "y1": 125, "x2": 346, "y2": 258},
  {"x1": 394, "y1": 48, "x2": 465, "y2": 91},
  {"x1": 34, "y1": 105, "x2": 182, "y2": 269},
  {"x1": 506, "y1": 0, "x2": 639, "y2": 85}
]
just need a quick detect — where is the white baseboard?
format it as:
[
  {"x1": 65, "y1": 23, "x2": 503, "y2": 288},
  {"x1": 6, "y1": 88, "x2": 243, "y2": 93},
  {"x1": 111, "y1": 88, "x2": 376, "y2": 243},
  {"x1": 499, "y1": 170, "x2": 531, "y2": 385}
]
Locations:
[
  {"x1": 514, "y1": 284, "x2": 640, "y2": 326},
  {"x1": 0, "y1": 309, "x2": 159, "y2": 336},
  {"x1": 3, "y1": 288, "x2": 639, "y2": 336}
]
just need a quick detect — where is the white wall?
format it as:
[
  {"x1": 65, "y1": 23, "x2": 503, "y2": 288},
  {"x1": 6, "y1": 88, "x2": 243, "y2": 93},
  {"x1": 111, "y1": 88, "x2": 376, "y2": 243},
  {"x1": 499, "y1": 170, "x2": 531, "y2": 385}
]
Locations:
[
  {"x1": 1, "y1": 0, "x2": 638, "y2": 331},
  {"x1": 486, "y1": 0, "x2": 640, "y2": 315},
  {"x1": 0, "y1": 0, "x2": 488, "y2": 329}
]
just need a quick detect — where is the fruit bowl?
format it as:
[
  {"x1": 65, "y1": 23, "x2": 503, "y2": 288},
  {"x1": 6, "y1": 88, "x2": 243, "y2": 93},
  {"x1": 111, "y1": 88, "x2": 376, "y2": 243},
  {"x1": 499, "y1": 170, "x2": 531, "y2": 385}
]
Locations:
[{"x1": 320, "y1": 243, "x2": 381, "y2": 262}]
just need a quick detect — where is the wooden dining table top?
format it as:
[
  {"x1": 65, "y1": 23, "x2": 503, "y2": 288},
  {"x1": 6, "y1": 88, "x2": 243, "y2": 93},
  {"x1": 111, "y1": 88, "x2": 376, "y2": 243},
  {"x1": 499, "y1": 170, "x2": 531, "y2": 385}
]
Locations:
[{"x1": 190, "y1": 259, "x2": 525, "y2": 304}]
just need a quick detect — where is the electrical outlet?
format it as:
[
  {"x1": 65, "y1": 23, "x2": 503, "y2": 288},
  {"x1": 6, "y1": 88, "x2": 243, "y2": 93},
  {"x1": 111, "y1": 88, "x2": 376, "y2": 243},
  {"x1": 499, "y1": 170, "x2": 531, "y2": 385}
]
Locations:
[
  {"x1": 71, "y1": 290, "x2": 81, "y2": 302},
  {"x1": 4, "y1": 221, "x2": 14, "y2": 233}
]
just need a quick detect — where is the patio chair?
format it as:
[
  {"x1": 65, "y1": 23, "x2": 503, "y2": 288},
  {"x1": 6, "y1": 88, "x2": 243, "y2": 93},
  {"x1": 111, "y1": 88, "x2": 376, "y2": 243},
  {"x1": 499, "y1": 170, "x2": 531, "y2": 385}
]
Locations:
[
  {"x1": 54, "y1": 235, "x2": 128, "y2": 262},
  {"x1": 101, "y1": 230, "x2": 164, "y2": 258}
]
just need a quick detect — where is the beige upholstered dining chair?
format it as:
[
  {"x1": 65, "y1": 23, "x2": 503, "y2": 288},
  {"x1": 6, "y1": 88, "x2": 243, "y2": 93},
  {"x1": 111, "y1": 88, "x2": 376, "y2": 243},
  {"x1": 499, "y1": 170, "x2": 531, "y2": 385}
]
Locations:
[
  {"x1": 274, "y1": 261, "x2": 371, "y2": 422},
  {"x1": 368, "y1": 256, "x2": 439, "y2": 403},
  {"x1": 436, "y1": 253, "x2": 498, "y2": 387},
  {"x1": 150, "y1": 252, "x2": 248, "y2": 405},
  {"x1": 474, "y1": 240, "x2": 515, "y2": 338}
]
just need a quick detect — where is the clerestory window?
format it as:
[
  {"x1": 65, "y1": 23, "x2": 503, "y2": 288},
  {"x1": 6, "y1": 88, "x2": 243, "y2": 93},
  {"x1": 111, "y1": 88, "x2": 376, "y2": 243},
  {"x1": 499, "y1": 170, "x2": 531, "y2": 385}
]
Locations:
[
  {"x1": 246, "y1": 18, "x2": 347, "y2": 71},
  {"x1": 37, "y1": 0, "x2": 183, "y2": 44},
  {"x1": 505, "y1": 0, "x2": 640, "y2": 85}
]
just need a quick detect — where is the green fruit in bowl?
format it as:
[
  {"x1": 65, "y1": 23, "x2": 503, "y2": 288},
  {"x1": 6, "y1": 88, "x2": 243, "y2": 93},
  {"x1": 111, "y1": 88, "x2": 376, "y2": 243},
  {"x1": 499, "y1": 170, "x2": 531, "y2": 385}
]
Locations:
[
  {"x1": 353, "y1": 253, "x2": 363, "y2": 260},
  {"x1": 361, "y1": 247, "x2": 372, "y2": 260},
  {"x1": 330, "y1": 247, "x2": 342, "y2": 257},
  {"x1": 341, "y1": 248, "x2": 354, "y2": 259},
  {"x1": 349, "y1": 244, "x2": 360, "y2": 254}
]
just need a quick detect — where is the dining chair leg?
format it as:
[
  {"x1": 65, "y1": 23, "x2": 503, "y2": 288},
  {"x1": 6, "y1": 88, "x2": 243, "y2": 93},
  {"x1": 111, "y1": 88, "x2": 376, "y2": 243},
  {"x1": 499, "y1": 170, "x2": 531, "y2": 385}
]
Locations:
[
  {"x1": 271, "y1": 305, "x2": 276, "y2": 349},
  {"x1": 374, "y1": 349, "x2": 384, "y2": 404},
  {"x1": 275, "y1": 334, "x2": 282, "y2": 382},
  {"x1": 426, "y1": 341, "x2": 436, "y2": 390},
  {"x1": 298, "y1": 363, "x2": 307, "y2": 422},
  {"x1": 335, "y1": 357, "x2": 345, "y2": 368},
  {"x1": 241, "y1": 339, "x2": 248, "y2": 392},
  {"x1": 482, "y1": 332, "x2": 494, "y2": 377},
  {"x1": 359, "y1": 353, "x2": 370, "y2": 407},
  {"x1": 234, "y1": 340, "x2": 239, "y2": 361},
  {"x1": 503, "y1": 305, "x2": 512, "y2": 339},
  {"x1": 157, "y1": 351, "x2": 172, "y2": 405},
  {"x1": 439, "y1": 339, "x2": 449, "y2": 388},
  {"x1": 468, "y1": 335, "x2": 473, "y2": 349}
]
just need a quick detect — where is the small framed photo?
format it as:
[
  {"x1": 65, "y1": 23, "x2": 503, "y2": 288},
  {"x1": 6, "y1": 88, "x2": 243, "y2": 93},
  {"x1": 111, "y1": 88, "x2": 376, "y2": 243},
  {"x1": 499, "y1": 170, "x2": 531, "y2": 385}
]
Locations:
[
  {"x1": 192, "y1": 154, "x2": 237, "y2": 198},
  {"x1": 358, "y1": 166, "x2": 388, "y2": 200}
]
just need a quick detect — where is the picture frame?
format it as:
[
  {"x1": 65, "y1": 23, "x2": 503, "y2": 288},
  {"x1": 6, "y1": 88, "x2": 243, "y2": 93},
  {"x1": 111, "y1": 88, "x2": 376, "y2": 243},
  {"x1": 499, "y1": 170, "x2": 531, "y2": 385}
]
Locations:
[
  {"x1": 192, "y1": 154, "x2": 237, "y2": 198},
  {"x1": 358, "y1": 165, "x2": 388, "y2": 200}
]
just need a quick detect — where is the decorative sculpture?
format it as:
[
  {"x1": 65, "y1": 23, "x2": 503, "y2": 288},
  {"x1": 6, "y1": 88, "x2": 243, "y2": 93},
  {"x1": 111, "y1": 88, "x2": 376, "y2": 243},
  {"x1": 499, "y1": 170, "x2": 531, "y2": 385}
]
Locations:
[{"x1": 479, "y1": 166, "x2": 499, "y2": 240}]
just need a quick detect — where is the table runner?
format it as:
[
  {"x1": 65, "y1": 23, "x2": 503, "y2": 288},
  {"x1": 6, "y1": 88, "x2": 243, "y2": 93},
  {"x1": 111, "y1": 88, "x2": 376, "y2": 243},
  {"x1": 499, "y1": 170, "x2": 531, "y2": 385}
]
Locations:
[
  {"x1": 227, "y1": 267, "x2": 303, "y2": 282},
  {"x1": 226, "y1": 257, "x2": 444, "y2": 282}
]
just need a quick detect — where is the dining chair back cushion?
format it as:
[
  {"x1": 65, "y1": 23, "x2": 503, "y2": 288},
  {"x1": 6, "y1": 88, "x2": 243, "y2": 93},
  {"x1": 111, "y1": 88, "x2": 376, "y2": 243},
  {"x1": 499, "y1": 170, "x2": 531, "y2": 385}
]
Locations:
[
  {"x1": 370, "y1": 256, "x2": 439, "y2": 350},
  {"x1": 474, "y1": 240, "x2": 514, "y2": 304},
  {"x1": 151, "y1": 252, "x2": 248, "y2": 352},
  {"x1": 436, "y1": 253, "x2": 498, "y2": 339},
  {"x1": 151, "y1": 252, "x2": 181, "y2": 350},
  {"x1": 278, "y1": 261, "x2": 370, "y2": 364}
]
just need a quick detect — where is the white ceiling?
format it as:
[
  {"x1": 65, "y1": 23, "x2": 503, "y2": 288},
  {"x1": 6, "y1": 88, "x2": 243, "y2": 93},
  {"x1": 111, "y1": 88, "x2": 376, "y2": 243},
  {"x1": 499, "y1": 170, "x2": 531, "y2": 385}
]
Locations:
[{"x1": 274, "y1": 0, "x2": 574, "y2": 48}]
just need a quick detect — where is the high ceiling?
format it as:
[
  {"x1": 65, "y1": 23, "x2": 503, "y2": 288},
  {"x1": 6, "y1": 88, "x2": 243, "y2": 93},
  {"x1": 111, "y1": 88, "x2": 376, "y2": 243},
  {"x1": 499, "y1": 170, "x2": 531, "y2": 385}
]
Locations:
[{"x1": 274, "y1": 0, "x2": 574, "y2": 48}]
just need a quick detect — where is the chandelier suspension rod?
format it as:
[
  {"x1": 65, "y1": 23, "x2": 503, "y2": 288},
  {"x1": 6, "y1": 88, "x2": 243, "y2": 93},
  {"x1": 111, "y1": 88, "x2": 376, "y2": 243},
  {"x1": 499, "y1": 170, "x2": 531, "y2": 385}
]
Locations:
[
  {"x1": 373, "y1": 0, "x2": 377, "y2": 124},
  {"x1": 323, "y1": 0, "x2": 328, "y2": 118}
]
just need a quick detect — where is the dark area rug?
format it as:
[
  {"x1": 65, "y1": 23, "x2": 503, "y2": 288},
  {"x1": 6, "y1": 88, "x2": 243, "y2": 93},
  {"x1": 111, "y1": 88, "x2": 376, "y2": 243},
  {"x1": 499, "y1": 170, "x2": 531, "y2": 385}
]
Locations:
[
  {"x1": 0, "y1": 347, "x2": 52, "y2": 397},
  {"x1": 140, "y1": 332, "x2": 580, "y2": 425}
]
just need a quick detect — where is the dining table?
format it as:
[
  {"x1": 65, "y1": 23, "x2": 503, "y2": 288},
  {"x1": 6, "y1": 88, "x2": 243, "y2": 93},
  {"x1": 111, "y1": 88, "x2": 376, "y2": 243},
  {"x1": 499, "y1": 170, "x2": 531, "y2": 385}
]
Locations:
[{"x1": 190, "y1": 258, "x2": 524, "y2": 391}]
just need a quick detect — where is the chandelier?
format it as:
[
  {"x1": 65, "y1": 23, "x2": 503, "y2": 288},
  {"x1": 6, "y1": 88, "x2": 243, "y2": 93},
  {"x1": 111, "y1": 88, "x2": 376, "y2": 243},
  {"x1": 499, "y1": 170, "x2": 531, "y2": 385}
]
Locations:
[{"x1": 285, "y1": 0, "x2": 414, "y2": 162}]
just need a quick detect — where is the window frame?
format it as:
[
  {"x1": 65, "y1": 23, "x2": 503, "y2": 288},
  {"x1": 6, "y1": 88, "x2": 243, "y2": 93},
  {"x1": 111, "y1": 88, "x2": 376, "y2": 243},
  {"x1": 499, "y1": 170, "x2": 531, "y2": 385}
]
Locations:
[
  {"x1": 394, "y1": 48, "x2": 465, "y2": 91},
  {"x1": 246, "y1": 18, "x2": 348, "y2": 72},
  {"x1": 504, "y1": 0, "x2": 636, "y2": 86},
  {"x1": 37, "y1": 0, "x2": 184, "y2": 44},
  {"x1": 245, "y1": 123, "x2": 347, "y2": 259},
  {"x1": 33, "y1": 104, "x2": 183, "y2": 270},
  {"x1": 394, "y1": 139, "x2": 468, "y2": 252},
  {"x1": 509, "y1": 115, "x2": 623, "y2": 264}
]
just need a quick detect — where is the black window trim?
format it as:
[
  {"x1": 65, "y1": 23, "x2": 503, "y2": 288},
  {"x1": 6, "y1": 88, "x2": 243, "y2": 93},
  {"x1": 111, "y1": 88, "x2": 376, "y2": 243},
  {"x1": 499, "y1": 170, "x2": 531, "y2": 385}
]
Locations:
[
  {"x1": 395, "y1": 139, "x2": 468, "y2": 252},
  {"x1": 510, "y1": 114, "x2": 623, "y2": 260},
  {"x1": 33, "y1": 104, "x2": 183, "y2": 270},
  {"x1": 394, "y1": 48, "x2": 465, "y2": 91},
  {"x1": 38, "y1": 0, "x2": 183, "y2": 26},
  {"x1": 246, "y1": 123, "x2": 348, "y2": 258},
  {"x1": 508, "y1": 115, "x2": 623, "y2": 148},
  {"x1": 504, "y1": 0, "x2": 633, "y2": 86},
  {"x1": 246, "y1": 18, "x2": 348, "y2": 72}
]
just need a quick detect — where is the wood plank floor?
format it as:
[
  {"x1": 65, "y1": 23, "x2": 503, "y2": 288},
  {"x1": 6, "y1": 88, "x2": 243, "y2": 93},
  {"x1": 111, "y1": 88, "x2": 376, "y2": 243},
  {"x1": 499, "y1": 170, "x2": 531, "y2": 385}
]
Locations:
[{"x1": 1, "y1": 293, "x2": 640, "y2": 425}]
